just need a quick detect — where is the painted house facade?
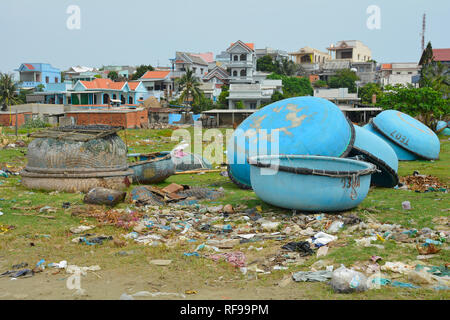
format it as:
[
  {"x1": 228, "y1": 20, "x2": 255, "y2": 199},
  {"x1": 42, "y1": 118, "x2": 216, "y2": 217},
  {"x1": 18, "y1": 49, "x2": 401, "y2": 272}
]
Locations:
[
  {"x1": 139, "y1": 70, "x2": 173, "y2": 101},
  {"x1": 327, "y1": 40, "x2": 372, "y2": 62},
  {"x1": 16, "y1": 63, "x2": 61, "y2": 89},
  {"x1": 379, "y1": 63, "x2": 421, "y2": 87},
  {"x1": 172, "y1": 52, "x2": 209, "y2": 79},
  {"x1": 71, "y1": 78, "x2": 147, "y2": 105}
]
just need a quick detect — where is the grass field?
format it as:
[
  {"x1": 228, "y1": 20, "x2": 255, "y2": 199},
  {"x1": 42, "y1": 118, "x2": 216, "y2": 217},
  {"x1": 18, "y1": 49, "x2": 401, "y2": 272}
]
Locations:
[{"x1": 0, "y1": 126, "x2": 448, "y2": 300}]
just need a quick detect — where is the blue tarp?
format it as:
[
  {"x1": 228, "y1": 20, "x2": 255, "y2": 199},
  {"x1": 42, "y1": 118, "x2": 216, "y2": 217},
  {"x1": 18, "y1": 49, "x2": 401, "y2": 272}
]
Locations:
[{"x1": 168, "y1": 114, "x2": 182, "y2": 124}]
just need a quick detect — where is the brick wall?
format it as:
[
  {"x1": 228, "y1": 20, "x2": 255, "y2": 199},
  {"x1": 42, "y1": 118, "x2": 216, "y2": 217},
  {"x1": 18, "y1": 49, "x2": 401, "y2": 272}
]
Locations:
[
  {"x1": 65, "y1": 109, "x2": 148, "y2": 129},
  {"x1": 0, "y1": 112, "x2": 30, "y2": 127}
]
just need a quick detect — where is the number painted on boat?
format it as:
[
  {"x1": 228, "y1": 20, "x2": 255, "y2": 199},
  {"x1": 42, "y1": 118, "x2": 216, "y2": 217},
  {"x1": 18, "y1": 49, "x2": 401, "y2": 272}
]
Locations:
[{"x1": 390, "y1": 130, "x2": 409, "y2": 146}]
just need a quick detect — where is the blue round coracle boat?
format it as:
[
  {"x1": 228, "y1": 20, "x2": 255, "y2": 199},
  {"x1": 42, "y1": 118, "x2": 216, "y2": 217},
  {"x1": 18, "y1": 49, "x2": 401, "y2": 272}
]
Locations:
[
  {"x1": 372, "y1": 110, "x2": 440, "y2": 160},
  {"x1": 443, "y1": 128, "x2": 450, "y2": 136},
  {"x1": 127, "y1": 151, "x2": 175, "y2": 184},
  {"x1": 436, "y1": 121, "x2": 447, "y2": 133},
  {"x1": 249, "y1": 155, "x2": 377, "y2": 212},
  {"x1": 227, "y1": 97, "x2": 355, "y2": 189},
  {"x1": 349, "y1": 125, "x2": 399, "y2": 188},
  {"x1": 363, "y1": 120, "x2": 419, "y2": 161}
]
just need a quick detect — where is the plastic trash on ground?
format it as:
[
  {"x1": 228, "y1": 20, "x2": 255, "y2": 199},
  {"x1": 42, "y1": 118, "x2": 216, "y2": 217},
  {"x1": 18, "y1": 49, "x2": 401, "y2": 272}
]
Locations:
[{"x1": 330, "y1": 265, "x2": 368, "y2": 293}]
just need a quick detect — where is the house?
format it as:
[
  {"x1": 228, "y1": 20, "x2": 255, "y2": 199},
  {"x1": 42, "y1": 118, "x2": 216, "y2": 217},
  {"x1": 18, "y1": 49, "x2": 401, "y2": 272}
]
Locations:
[
  {"x1": 15, "y1": 63, "x2": 61, "y2": 89},
  {"x1": 319, "y1": 60, "x2": 351, "y2": 82},
  {"x1": 64, "y1": 66, "x2": 99, "y2": 82},
  {"x1": 26, "y1": 81, "x2": 74, "y2": 105},
  {"x1": 255, "y1": 47, "x2": 289, "y2": 62},
  {"x1": 379, "y1": 63, "x2": 421, "y2": 87},
  {"x1": 351, "y1": 61, "x2": 377, "y2": 85},
  {"x1": 139, "y1": 70, "x2": 173, "y2": 101},
  {"x1": 227, "y1": 79, "x2": 282, "y2": 109},
  {"x1": 172, "y1": 52, "x2": 209, "y2": 79},
  {"x1": 327, "y1": 40, "x2": 372, "y2": 62},
  {"x1": 313, "y1": 88, "x2": 360, "y2": 109},
  {"x1": 419, "y1": 48, "x2": 450, "y2": 77},
  {"x1": 198, "y1": 83, "x2": 222, "y2": 102},
  {"x1": 203, "y1": 66, "x2": 229, "y2": 87},
  {"x1": 101, "y1": 65, "x2": 136, "y2": 79},
  {"x1": 226, "y1": 41, "x2": 257, "y2": 84},
  {"x1": 71, "y1": 78, "x2": 147, "y2": 105},
  {"x1": 289, "y1": 46, "x2": 331, "y2": 73}
]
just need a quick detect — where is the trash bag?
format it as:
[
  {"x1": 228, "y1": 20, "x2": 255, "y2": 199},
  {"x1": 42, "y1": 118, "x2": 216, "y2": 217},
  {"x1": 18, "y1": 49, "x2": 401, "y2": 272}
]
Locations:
[
  {"x1": 282, "y1": 242, "x2": 314, "y2": 256},
  {"x1": 330, "y1": 266, "x2": 368, "y2": 293}
]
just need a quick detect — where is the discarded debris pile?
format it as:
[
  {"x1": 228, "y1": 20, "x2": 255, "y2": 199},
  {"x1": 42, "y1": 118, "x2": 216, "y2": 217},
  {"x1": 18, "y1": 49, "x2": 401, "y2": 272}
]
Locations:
[
  {"x1": 131, "y1": 183, "x2": 225, "y2": 207},
  {"x1": 399, "y1": 173, "x2": 447, "y2": 192}
]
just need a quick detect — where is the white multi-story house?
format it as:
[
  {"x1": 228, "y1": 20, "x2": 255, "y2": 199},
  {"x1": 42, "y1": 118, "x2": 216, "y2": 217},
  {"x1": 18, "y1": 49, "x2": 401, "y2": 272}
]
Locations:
[
  {"x1": 379, "y1": 63, "x2": 421, "y2": 87},
  {"x1": 227, "y1": 80, "x2": 282, "y2": 109},
  {"x1": 226, "y1": 41, "x2": 257, "y2": 84}
]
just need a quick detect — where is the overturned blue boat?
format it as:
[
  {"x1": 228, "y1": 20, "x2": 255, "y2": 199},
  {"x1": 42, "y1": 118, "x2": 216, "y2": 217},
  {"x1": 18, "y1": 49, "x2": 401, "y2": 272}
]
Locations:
[
  {"x1": 363, "y1": 120, "x2": 419, "y2": 161},
  {"x1": 436, "y1": 121, "x2": 447, "y2": 133},
  {"x1": 227, "y1": 97, "x2": 355, "y2": 189},
  {"x1": 349, "y1": 125, "x2": 399, "y2": 188},
  {"x1": 249, "y1": 155, "x2": 376, "y2": 212},
  {"x1": 372, "y1": 110, "x2": 440, "y2": 160},
  {"x1": 127, "y1": 152, "x2": 175, "y2": 184}
]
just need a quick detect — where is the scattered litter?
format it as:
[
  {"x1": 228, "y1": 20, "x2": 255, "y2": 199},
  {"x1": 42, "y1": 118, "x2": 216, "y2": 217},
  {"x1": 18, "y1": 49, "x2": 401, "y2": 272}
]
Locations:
[
  {"x1": 150, "y1": 260, "x2": 172, "y2": 266},
  {"x1": 316, "y1": 246, "x2": 329, "y2": 258},
  {"x1": 391, "y1": 281, "x2": 420, "y2": 289},
  {"x1": 330, "y1": 266, "x2": 368, "y2": 293},
  {"x1": 312, "y1": 232, "x2": 337, "y2": 246},
  {"x1": 120, "y1": 291, "x2": 185, "y2": 300},
  {"x1": 292, "y1": 270, "x2": 332, "y2": 282},
  {"x1": 401, "y1": 201, "x2": 411, "y2": 210},
  {"x1": 84, "y1": 188, "x2": 126, "y2": 206},
  {"x1": 70, "y1": 225, "x2": 95, "y2": 234},
  {"x1": 210, "y1": 251, "x2": 246, "y2": 268},
  {"x1": 281, "y1": 242, "x2": 314, "y2": 256}
]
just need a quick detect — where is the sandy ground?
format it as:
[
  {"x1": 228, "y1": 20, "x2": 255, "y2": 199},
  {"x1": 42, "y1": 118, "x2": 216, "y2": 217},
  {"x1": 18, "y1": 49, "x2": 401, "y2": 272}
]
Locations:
[{"x1": 0, "y1": 268, "x2": 303, "y2": 300}]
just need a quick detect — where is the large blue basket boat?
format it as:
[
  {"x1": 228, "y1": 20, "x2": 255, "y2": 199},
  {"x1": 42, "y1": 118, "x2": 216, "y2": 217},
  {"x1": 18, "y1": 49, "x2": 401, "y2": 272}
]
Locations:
[
  {"x1": 227, "y1": 96, "x2": 355, "y2": 189},
  {"x1": 127, "y1": 151, "x2": 175, "y2": 184},
  {"x1": 349, "y1": 125, "x2": 399, "y2": 188},
  {"x1": 372, "y1": 110, "x2": 440, "y2": 160},
  {"x1": 249, "y1": 155, "x2": 376, "y2": 212},
  {"x1": 363, "y1": 121, "x2": 419, "y2": 161}
]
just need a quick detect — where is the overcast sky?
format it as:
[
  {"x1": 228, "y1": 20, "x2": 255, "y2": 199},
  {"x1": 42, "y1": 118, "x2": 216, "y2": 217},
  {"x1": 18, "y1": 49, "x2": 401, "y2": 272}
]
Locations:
[{"x1": 0, "y1": 0, "x2": 448, "y2": 74}]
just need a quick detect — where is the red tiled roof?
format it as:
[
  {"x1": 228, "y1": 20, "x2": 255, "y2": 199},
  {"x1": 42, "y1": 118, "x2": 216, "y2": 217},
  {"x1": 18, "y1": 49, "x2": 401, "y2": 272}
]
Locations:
[
  {"x1": 128, "y1": 82, "x2": 140, "y2": 91},
  {"x1": 141, "y1": 70, "x2": 170, "y2": 79},
  {"x1": 24, "y1": 64, "x2": 35, "y2": 70},
  {"x1": 433, "y1": 48, "x2": 450, "y2": 61},
  {"x1": 79, "y1": 78, "x2": 125, "y2": 90},
  {"x1": 381, "y1": 64, "x2": 392, "y2": 70},
  {"x1": 230, "y1": 42, "x2": 255, "y2": 51}
]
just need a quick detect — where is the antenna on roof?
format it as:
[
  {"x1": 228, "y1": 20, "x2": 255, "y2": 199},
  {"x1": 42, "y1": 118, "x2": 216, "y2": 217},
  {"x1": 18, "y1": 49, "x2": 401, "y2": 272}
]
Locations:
[{"x1": 421, "y1": 13, "x2": 426, "y2": 52}]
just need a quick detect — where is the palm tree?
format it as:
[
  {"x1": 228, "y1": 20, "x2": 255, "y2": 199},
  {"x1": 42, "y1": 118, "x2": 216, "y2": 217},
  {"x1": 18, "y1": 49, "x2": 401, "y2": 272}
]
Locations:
[
  {"x1": 177, "y1": 68, "x2": 203, "y2": 106},
  {"x1": 422, "y1": 62, "x2": 450, "y2": 97},
  {"x1": 275, "y1": 58, "x2": 299, "y2": 76},
  {"x1": 0, "y1": 73, "x2": 20, "y2": 112}
]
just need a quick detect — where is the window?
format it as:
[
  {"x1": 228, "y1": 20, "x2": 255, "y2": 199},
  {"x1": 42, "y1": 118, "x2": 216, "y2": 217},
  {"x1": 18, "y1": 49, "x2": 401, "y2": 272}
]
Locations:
[
  {"x1": 240, "y1": 69, "x2": 246, "y2": 77},
  {"x1": 240, "y1": 54, "x2": 247, "y2": 61},
  {"x1": 233, "y1": 71, "x2": 238, "y2": 77},
  {"x1": 250, "y1": 103, "x2": 256, "y2": 109},
  {"x1": 55, "y1": 78, "x2": 59, "y2": 83},
  {"x1": 193, "y1": 67, "x2": 197, "y2": 73},
  {"x1": 233, "y1": 55, "x2": 238, "y2": 61},
  {"x1": 200, "y1": 68, "x2": 204, "y2": 74},
  {"x1": 408, "y1": 72, "x2": 413, "y2": 74},
  {"x1": 396, "y1": 72, "x2": 401, "y2": 75},
  {"x1": 46, "y1": 76, "x2": 49, "y2": 83}
]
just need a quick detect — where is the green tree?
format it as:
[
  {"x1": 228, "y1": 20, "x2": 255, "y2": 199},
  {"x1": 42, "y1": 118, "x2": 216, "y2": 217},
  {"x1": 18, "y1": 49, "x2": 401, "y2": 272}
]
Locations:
[
  {"x1": 419, "y1": 42, "x2": 434, "y2": 88},
  {"x1": 328, "y1": 69, "x2": 360, "y2": 93},
  {"x1": 256, "y1": 55, "x2": 277, "y2": 73},
  {"x1": 267, "y1": 73, "x2": 313, "y2": 97},
  {"x1": 313, "y1": 80, "x2": 328, "y2": 88},
  {"x1": 271, "y1": 91, "x2": 284, "y2": 102},
  {"x1": 107, "y1": 71, "x2": 119, "y2": 81},
  {"x1": 421, "y1": 61, "x2": 450, "y2": 97},
  {"x1": 235, "y1": 101, "x2": 245, "y2": 109},
  {"x1": 358, "y1": 83, "x2": 383, "y2": 104},
  {"x1": 377, "y1": 85, "x2": 449, "y2": 128},
  {"x1": 274, "y1": 58, "x2": 299, "y2": 76},
  {"x1": 132, "y1": 65, "x2": 154, "y2": 80},
  {"x1": 177, "y1": 68, "x2": 203, "y2": 106},
  {"x1": 217, "y1": 85, "x2": 229, "y2": 108},
  {"x1": 0, "y1": 73, "x2": 20, "y2": 111}
]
